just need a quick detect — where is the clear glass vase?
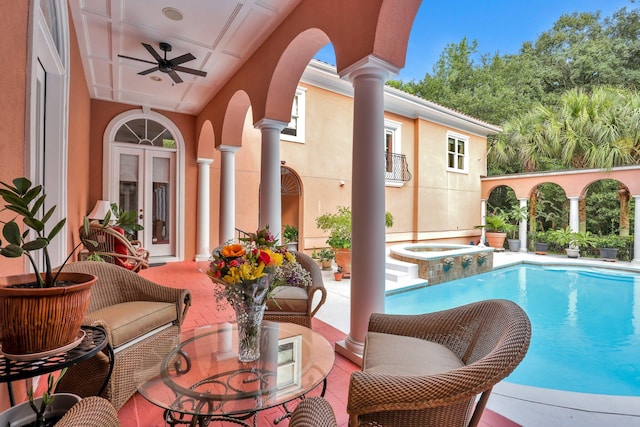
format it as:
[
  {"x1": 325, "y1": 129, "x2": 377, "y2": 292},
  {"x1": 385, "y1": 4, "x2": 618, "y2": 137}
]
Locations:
[
  {"x1": 229, "y1": 275, "x2": 271, "y2": 362},
  {"x1": 233, "y1": 302, "x2": 266, "y2": 362}
]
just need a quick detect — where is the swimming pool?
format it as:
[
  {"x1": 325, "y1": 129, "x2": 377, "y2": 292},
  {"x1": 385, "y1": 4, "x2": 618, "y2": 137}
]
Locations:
[{"x1": 385, "y1": 264, "x2": 640, "y2": 396}]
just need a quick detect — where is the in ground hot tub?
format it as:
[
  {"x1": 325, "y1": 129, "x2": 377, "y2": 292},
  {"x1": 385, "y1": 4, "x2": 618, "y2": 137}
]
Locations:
[{"x1": 389, "y1": 243, "x2": 494, "y2": 285}]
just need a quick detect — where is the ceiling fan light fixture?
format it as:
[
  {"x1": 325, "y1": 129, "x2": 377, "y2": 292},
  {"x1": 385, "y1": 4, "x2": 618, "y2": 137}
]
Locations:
[{"x1": 162, "y1": 7, "x2": 183, "y2": 21}]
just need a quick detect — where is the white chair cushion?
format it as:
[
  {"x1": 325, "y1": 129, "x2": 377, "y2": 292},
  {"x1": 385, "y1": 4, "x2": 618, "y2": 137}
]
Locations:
[{"x1": 363, "y1": 331, "x2": 464, "y2": 376}]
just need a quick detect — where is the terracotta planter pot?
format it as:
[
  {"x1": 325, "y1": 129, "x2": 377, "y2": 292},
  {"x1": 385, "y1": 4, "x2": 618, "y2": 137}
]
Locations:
[
  {"x1": 333, "y1": 248, "x2": 351, "y2": 278},
  {"x1": 0, "y1": 272, "x2": 96, "y2": 355},
  {"x1": 333, "y1": 272, "x2": 343, "y2": 281},
  {"x1": 485, "y1": 232, "x2": 507, "y2": 249}
]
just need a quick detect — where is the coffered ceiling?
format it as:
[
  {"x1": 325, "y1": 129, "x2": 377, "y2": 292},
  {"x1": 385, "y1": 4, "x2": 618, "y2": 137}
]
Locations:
[{"x1": 69, "y1": 0, "x2": 302, "y2": 115}]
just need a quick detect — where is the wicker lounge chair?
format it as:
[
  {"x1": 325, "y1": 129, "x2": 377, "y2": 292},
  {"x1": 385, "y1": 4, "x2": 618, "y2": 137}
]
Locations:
[
  {"x1": 264, "y1": 251, "x2": 327, "y2": 328},
  {"x1": 55, "y1": 261, "x2": 191, "y2": 410},
  {"x1": 55, "y1": 396, "x2": 120, "y2": 427},
  {"x1": 348, "y1": 299, "x2": 531, "y2": 427},
  {"x1": 80, "y1": 223, "x2": 150, "y2": 272},
  {"x1": 289, "y1": 397, "x2": 338, "y2": 427}
]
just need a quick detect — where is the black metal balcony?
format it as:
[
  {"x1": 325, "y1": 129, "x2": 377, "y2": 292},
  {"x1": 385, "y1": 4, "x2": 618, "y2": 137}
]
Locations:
[{"x1": 385, "y1": 151, "x2": 412, "y2": 182}]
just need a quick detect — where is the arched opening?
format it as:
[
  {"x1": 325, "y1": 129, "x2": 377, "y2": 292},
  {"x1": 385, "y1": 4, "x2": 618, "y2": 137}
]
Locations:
[
  {"x1": 281, "y1": 166, "x2": 303, "y2": 249},
  {"x1": 583, "y1": 179, "x2": 634, "y2": 260},
  {"x1": 487, "y1": 185, "x2": 525, "y2": 250}
]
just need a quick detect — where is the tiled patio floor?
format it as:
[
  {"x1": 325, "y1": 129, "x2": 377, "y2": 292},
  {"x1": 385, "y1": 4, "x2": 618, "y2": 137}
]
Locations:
[{"x1": 115, "y1": 260, "x2": 520, "y2": 427}]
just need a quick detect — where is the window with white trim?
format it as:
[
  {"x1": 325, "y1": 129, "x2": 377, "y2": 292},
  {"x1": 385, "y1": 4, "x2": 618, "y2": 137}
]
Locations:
[
  {"x1": 446, "y1": 132, "x2": 468, "y2": 173},
  {"x1": 281, "y1": 88, "x2": 306, "y2": 143},
  {"x1": 384, "y1": 119, "x2": 405, "y2": 185}
]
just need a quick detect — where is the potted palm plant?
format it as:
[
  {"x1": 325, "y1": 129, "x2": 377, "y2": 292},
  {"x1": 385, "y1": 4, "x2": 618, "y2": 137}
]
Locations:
[
  {"x1": 0, "y1": 178, "x2": 98, "y2": 356},
  {"x1": 477, "y1": 211, "x2": 510, "y2": 249}
]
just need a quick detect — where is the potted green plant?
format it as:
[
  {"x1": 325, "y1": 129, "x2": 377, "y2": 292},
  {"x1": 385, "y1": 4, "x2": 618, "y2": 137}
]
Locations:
[
  {"x1": 0, "y1": 178, "x2": 98, "y2": 356},
  {"x1": 311, "y1": 247, "x2": 322, "y2": 267},
  {"x1": 318, "y1": 247, "x2": 334, "y2": 270},
  {"x1": 316, "y1": 206, "x2": 393, "y2": 278},
  {"x1": 533, "y1": 231, "x2": 550, "y2": 254},
  {"x1": 506, "y1": 205, "x2": 527, "y2": 252},
  {"x1": 282, "y1": 224, "x2": 299, "y2": 251},
  {"x1": 110, "y1": 203, "x2": 144, "y2": 240},
  {"x1": 596, "y1": 235, "x2": 621, "y2": 261},
  {"x1": 0, "y1": 369, "x2": 80, "y2": 427},
  {"x1": 476, "y1": 210, "x2": 510, "y2": 249},
  {"x1": 565, "y1": 240, "x2": 581, "y2": 258}
]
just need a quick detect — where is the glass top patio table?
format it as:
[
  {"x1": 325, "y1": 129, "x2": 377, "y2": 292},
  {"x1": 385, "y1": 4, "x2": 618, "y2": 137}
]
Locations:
[{"x1": 134, "y1": 321, "x2": 335, "y2": 426}]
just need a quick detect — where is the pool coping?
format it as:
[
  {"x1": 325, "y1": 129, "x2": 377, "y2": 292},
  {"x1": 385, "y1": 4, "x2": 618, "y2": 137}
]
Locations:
[{"x1": 490, "y1": 382, "x2": 640, "y2": 427}]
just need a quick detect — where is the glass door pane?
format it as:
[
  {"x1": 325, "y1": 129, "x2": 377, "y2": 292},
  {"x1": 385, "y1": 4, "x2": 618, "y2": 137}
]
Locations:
[
  {"x1": 119, "y1": 152, "x2": 141, "y2": 241},
  {"x1": 152, "y1": 157, "x2": 170, "y2": 245},
  {"x1": 145, "y1": 151, "x2": 175, "y2": 257}
]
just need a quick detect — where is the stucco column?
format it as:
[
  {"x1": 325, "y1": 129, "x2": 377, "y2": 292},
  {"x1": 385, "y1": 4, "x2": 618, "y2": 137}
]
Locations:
[
  {"x1": 218, "y1": 146, "x2": 239, "y2": 245},
  {"x1": 634, "y1": 196, "x2": 640, "y2": 264},
  {"x1": 195, "y1": 158, "x2": 214, "y2": 261},
  {"x1": 480, "y1": 199, "x2": 487, "y2": 245},
  {"x1": 518, "y1": 198, "x2": 528, "y2": 252},
  {"x1": 336, "y1": 57, "x2": 398, "y2": 365},
  {"x1": 568, "y1": 197, "x2": 579, "y2": 232},
  {"x1": 255, "y1": 119, "x2": 287, "y2": 243}
]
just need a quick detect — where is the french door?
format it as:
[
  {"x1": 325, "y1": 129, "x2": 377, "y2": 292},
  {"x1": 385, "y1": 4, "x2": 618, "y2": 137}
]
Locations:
[{"x1": 112, "y1": 145, "x2": 176, "y2": 258}]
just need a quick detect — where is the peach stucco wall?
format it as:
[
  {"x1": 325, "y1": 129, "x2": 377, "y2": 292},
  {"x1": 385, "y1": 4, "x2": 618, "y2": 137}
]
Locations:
[
  {"x1": 230, "y1": 82, "x2": 488, "y2": 251},
  {"x1": 66, "y1": 4, "x2": 92, "y2": 256},
  {"x1": 0, "y1": 2, "x2": 30, "y2": 276}
]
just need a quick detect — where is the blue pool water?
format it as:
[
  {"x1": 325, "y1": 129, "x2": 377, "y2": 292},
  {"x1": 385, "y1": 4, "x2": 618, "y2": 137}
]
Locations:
[{"x1": 386, "y1": 264, "x2": 640, "y2": 396}]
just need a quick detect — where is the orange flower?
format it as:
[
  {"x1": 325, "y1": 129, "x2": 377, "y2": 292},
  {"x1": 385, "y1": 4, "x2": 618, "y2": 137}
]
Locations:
[{"x1": 221, "y1": 244, "x2": 245, "y2": 258}]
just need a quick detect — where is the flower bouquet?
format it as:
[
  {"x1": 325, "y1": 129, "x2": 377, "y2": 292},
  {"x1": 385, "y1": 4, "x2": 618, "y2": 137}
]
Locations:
[{"x1": 207, "y1": 226, "x2": 309, "y2": 361}]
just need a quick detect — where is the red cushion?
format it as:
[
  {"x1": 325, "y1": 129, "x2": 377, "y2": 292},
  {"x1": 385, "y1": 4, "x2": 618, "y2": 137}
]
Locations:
[{"x1": 112, "y1": 227, "x2": 134, "y2": 269}]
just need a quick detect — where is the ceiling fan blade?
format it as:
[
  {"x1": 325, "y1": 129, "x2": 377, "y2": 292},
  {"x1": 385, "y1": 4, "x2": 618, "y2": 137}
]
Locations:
[
  {"x1": 118, "y1": 54, "x2": 157, "y2": 65},
  {"x1": 142, "y1": 43, "x2": 163, "y2": 62},
  {"x1": 174, "y1": 66, "x2": 207, "y2": 77},
  {"x1": 170, "y1": 53, "x2": 196, "y2": 66},
  {"x1": 138, "y1": 67, "x2": 159, "y2": 76},
  {"x1": 168, "y1": 70, "x2": 183, "y2": 84}
]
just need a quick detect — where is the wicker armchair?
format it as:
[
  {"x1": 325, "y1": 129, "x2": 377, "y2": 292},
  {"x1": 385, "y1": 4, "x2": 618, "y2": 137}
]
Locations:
[
  {"x1": 348, "y1": 299, "x2": 531, "y2": 427},
  {"x1": 80, "y1": 223, "x2": 150, "y2": 272},
  {"x1": 55, "y1": 396, "x2": 120, "y2": 427},
  {"x1": 289, "y1": 397, "x2": 338, "y2": 427},
  {"x1": 55, "y1": 262, "x2": 191, "y2": 410},
  {"x1": 264, "y1": 251, "x2": 327, "y2": 328}
]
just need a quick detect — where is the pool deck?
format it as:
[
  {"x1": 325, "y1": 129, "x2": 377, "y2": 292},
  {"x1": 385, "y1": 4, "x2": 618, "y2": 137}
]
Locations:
[{"x1": 315, "y1": 250, "x2": 640, "y2": 427}]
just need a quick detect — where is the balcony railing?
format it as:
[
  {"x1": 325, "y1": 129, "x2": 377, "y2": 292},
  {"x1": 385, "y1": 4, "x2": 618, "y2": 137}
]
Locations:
[{"x1": 385, "y1": 151, "x2": 412, "y2": 183}]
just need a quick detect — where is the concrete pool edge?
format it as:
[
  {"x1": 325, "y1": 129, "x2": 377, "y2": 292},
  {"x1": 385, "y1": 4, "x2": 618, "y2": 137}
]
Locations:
[
  {"x1": 490, "y1": 250, "x2": 640, "y2": 275},
  {"x1": 489, "y1": 381, "x2": 640, "y2": 427}
]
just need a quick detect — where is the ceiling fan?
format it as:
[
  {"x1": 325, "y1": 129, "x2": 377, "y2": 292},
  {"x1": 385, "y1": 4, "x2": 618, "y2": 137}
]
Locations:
[{"x1": 118, "y1": 42, "x2": 207, "y2": 84}]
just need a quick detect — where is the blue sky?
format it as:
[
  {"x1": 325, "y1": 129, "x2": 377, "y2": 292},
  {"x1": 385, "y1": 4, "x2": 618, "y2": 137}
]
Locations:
[{"x1": 314, "y1": 0, "x2": 636, "y2": 82}]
